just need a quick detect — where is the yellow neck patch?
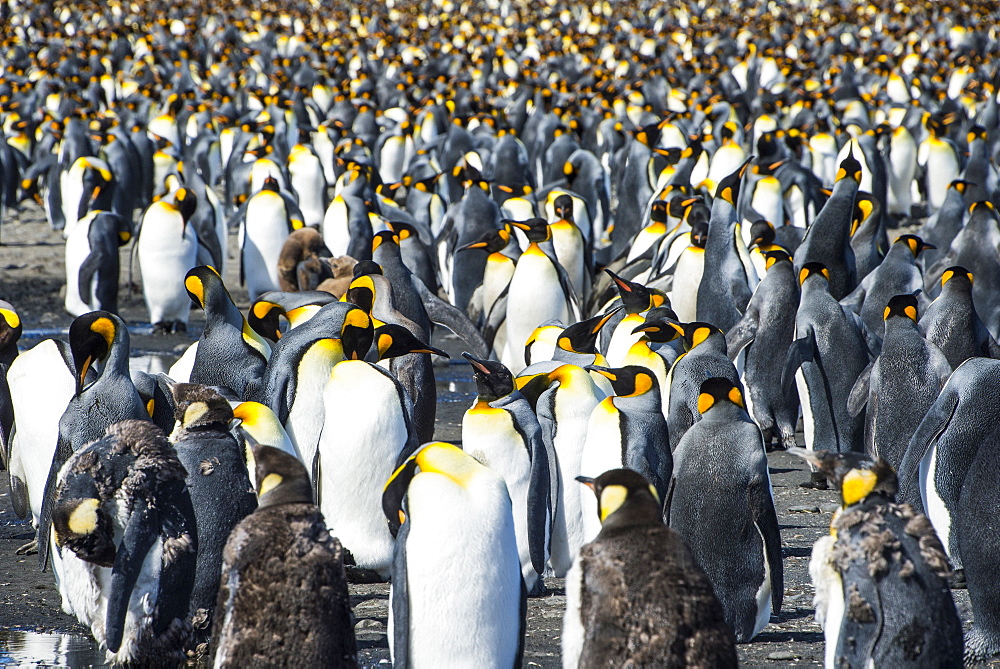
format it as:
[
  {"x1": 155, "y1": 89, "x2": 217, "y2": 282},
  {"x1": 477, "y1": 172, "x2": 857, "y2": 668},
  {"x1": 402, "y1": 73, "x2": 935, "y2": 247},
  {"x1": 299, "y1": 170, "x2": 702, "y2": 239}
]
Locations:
[
  {"x1": 90, "y1": 317, "x2": 116, "y2": 349},
  {"x1": 697, "y1": 392, "x2": 714, "y2": 414}
]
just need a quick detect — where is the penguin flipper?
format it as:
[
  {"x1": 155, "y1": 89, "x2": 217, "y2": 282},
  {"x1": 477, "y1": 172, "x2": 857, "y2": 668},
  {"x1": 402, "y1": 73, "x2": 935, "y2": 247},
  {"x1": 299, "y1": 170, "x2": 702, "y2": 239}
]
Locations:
[
  {"x1": 526, "y1": 430, "x2": 552, "y2": 576},
  {"x1": 662, "y1": 476, "x2": 677, "y2": 524},
  {"x1": 37, "y1": 433, "x2": 74, "y2": 571},
  {"x1": 390, "y1": 519, "x2": 411, "y2": 669},
  {"x1": 107, "y1": 499, "x2": 161, "y2": 653},
  {"x1": 77, "y1": 250, "x2": 106, "y2": 303},
  {"x1": 781, "y1": 333, "x2": 815, "y2": 395},
  {"x1": 311, "y1": 443, "x2": 322, "y2": 508},
  {"x1": 749, "y1": 473, "x2": 784, "y2": 614},
  {"x1": 835, "y1": 571, "x2": 883, "y2": 667},
  {"x1": 411, "y1": 277, "x2": 490, "y2": 359},
  {"x1": 726, "y1": 309, "x2": 759, "y2": 361},
  {"x1": 10, "y1": 471, "x2": 29, "y2": 519},
  {"x1": 897, "y1": 389, "x2": 959, "y2": 506},
  {"x1": 847, "y1": 362, "x2": 873, "y2": 418},
  {"x1": 482, "y1": 291, "x2": 509, "y2": 351}
]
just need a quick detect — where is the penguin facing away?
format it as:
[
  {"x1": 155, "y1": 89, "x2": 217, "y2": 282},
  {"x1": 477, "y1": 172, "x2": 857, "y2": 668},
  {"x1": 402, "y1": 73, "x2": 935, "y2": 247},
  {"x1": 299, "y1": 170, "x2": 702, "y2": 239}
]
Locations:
[
  {"x1": 665, "y1": 377, "x2": 783, "y2": 642},
  {"x1": 564, "y1": 469, "x2": 738, "y2": 669},
  {"x1": 210, "y1": 444, "x2": 357, "y2": 668},
  {"x1": 382, "y1": 442, "x2": 525, "y2": 669},
  {"x1": 792, "y1": 448, "x2": 963, "y2": 669}
]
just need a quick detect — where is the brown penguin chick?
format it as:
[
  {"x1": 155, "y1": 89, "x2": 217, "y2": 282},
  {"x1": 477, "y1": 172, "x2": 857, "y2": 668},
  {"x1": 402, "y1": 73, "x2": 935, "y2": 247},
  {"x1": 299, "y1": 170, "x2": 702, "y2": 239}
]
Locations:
[
  {"x1": 209, "y1": 444, "x2": 357, "y2": 668},
  {"x1": 564, "y1": 469, "x2": 738, "y2": 669},
  {"x1": 277, "y1": 227, "x2": 331, "y2": 292},
  {"x1": 315, "y1": 255, "x2": 359, "y2": 298}
]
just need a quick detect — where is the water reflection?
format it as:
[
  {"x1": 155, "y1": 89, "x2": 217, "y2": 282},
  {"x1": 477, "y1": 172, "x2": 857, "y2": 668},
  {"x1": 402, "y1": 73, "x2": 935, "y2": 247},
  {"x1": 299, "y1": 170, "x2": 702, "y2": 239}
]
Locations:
[{"x1": 0, "y1": 630, "x2": 107, "y2": 668}]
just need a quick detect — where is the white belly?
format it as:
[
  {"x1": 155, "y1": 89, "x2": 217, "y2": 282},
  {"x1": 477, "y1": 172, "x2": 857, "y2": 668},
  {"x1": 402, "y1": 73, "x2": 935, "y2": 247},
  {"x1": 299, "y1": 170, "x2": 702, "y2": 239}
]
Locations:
[
  {"x1": 138, "y1": 209, "x2": 198, "y2": 324},
  {"x1": 578, "y1": 401, "x2": 624, "y2": 543},
  {"x1": 503, "y1": 255, "x2": 569, "y2": 373},
  {"x1": 919, "y1": 442, "x2": 953, "y2": 559},
  {"x1": 243, "y1": 193, "x2": 290, "y2": 300},
  {"x1": 64, "y1": 213, "x2": 95, "y2": 316}
]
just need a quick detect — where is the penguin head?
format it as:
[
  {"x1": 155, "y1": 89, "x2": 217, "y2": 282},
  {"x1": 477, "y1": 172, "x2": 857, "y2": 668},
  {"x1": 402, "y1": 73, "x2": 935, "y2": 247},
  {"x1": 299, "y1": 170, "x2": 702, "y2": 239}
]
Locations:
[
  {"x1": 463, "y1": 352, "x2": 515, "y2": 403},
  {"x1": 556, "y1": 307, "x2": 622, "y2": 355},
  {"x1": 790, "y1": 448, "x2": 897, "y2": 507},
  {"x1": 763, "y1": 249, "x2": 793, "y2": 270},
  {"x1": 747, "y1": 218, "x2": 776, "y2": 249},
  {"x1": 52, "y1": 485, "x2": 116, "y2": 567},
  {"x1": 388, "y1": 221, "x2": 419, "y2": 243},
  {"x1": 248, "y1": 298, "x2": 286, "y2": 342},
  {"x1": 171, "y1": 383, "x2": 234, "y2": 433},
  {"x1": 553, "y1": 193, "x2": 575, "y2": 222},
  {"x1": 696, "y1": 377, "x2": 745, "y2": 414},
  {"x1": 511, "y1": 217, "x2": 551, "y2": 243},
  {"x1": 605, "y1": 270, "x2": 667, "y2": 314},
  {"x1": 883, "y1": 293, "x2": 919, "y2": 323},
  {"x1": 689, "y1": 219, "x2": 709, "y2": 248},
  {"x1": 940, "y1": 266, "x2": 973, "y2": 289},
  {"x1": 374, "y1": 324, "x2": 448, "y2": 361},
  {"x1": 371, "y1": 230, "x2": 401, "y2": 255},
  {"x1": 185, "y1": 265, "x2": 229, "y2": 312},
  {"x1": 345, "y1": 274, "x2": 379, "y2": 314},
  {"x1": 174, "y1": 187, "x2": 197, "y2": 222},
  {"x1": 851, "y1": 193, "x2": 878, "y2": 234},
  {"x1": 458, "y1": 227, "x2": 509, "y2": 254},
  {"x1": 714, "y1": 156, "x2": 752, "y2": 207},
  {"x1": 894, "y1": 234, "x2": 934, "y2": 258},
  {"x1": 261, "y1": 175, "x2": 281, "y2": 193},
  {"x1": 587, "y1": 365, "x2": 658, "y2": 398},
  {"x1": 0, "y1": 303, "x2": 22, "y2": 351},
  {"x1": 671, "y1": 321, "x2": 723, "y2": 352},
  {"x1": 649, "y1": 200, "x2": 669, "y2": 225},
  {"x1": 577, "y1": 468, "x2": 661, "y2": 526},
  {"x1": 382, "y1": 442, "x2": 492, "y2": 537},
  {"x1": 798, "y1": 261, "x2": 830, "y2": 285},
  {"x1": 80, "y1": 160, "x2": 114, "y2": 212},
  {"x1": 630, "y1": 306, "x2": 682, "y2": 343},
  {"x1": 339, "y1": 306, "x2": 374, "y2": 361},
  {"x1": 253, "y1": 443, "x2": 313, "y2": 509},
  {"x1": 968, "y1": 200, "x2": 998, "y2": 223},
  {"x1": 834, "y1": 150, "x2": 862, "y2": 183},
  {"x1": 69, "y1": 311, "x2": 122, "y2": 395}
]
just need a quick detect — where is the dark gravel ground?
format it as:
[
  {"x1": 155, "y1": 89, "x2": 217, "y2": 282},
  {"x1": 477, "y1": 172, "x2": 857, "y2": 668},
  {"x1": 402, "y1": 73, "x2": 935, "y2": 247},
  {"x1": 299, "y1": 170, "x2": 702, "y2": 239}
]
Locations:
[{"x1": 0, "y1": 205, "x2": 991, "y2": 667}]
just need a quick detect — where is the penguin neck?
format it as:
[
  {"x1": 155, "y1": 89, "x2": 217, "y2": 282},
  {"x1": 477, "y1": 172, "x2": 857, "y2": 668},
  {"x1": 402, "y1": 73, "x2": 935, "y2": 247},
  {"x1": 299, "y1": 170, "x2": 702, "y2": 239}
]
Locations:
[{"x1": 699, "y1": 402, "x2": 749, "y2": 423}]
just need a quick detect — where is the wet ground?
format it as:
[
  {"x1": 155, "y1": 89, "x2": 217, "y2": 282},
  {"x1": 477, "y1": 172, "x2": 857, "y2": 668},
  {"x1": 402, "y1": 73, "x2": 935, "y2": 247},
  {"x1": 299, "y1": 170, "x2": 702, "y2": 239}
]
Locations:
[{"x1": 0, "y1": 205, "x2": 990, "y2": 667}]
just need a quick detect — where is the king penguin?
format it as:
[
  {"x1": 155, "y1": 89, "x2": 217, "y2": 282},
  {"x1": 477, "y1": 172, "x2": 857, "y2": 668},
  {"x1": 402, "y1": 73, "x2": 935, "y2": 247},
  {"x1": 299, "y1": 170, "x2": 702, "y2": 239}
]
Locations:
[
  {"x1": 666, "y1": 377, "x2": 783, "y2": 643},
  {"x1": 792, "y1": 448, "x2": 963, "y2": 668},
  {"x1": 210, "y1": 444, "x2": 357, "y2": 668},
  {"x1": 462, "y1": 353, "x2": 552, "y2": 594},
  {"x1": 578, "y1": 365, "x2": 672, "y2": 544},
  {"x1": 168, "y1": 383, "x2": 257, "y2": 655},
  {"x1": 382, "y1": 442, "x2": 525, "y2": 669},
  {"x1": 137, "y1": 187, "x2": 200, "y2": 333},
  {"x1": 564, "y1": 469, "x2": 737, "y2": 668}
]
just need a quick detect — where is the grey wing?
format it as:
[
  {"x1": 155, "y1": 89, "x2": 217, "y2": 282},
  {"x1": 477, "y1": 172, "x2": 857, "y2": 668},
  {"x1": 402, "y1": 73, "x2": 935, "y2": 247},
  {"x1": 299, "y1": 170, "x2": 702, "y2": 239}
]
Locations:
[
  {"x1": 411, "y1": 277, "x2": 491, "y2": 359},
  {"x1": 748, "y1": 471, "x2": 784, "y2": 613},
  {"x1": 896, "y1": 388, "x2": 959, "y2": 508},
  {"x1": 390, "y1": 518, "x2": 411, "y2": 669},
  {"x1": 726, "y1": 308, "x2": 759, "y2": 361},
  {"x1": 847, "y1": 361, "x2": 874, "y2": 418}
]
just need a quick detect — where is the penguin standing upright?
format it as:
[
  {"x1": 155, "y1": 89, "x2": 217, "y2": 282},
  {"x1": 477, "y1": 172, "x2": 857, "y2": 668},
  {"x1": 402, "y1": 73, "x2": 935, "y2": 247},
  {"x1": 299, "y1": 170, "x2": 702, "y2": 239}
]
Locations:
[
  {"x1": 848, "y1": 294, "x2": 951, "y2": 474},
  {"x1": 38, "y1": 312, "x2": 148, "y2": 572},
  {"x1": 315, "y1": 354, "x2": 417, "y2": 578},
  {"x1": 240, "y1": 176, "x2": 301, "y2": 301},
  {"x1": 210, "y1": 444, "x2": 357, "y2": 668},
  {"x1": 783, "y1": 264, "x2": 874, "y2": 485},
  {"x1": 727, "y1": 249, "x2": 800, "y2": 450},
  {"x1": 666, "y1": 378, "x2": 783, "y2": 642},
  {"x1": 841, "y1": 234, "x2": 934, "y2": 338},
  {"x1": 185, "y1": 266, "x2": 270, "y2": 401},
  {"x1": 579, "y1": 365, "x2": 672, "y2": 543},
  {"x1": 52, "y1": 420, "x2": 197, "y2": 665},
  {"x1": 64, "y1": 211, "x2": 132, "y2": 318},
  {"x1": 535, "y1": 363, "x2": 608, "y2": 577},
  {"x1": 382, "y1": 442, "x2": 525, "y2": 669},
  {"x1": 137, "y1": 187, "x2": 200, "y2": 332},
  {"x1": 697, "y1": 163, "x2": 754, "y2": 331},
  {"x1": 462, "y1": 353, "x2": 552, "y2": 594},
  {"x1": 794, "y1": 152, "x2": 862, "y2": 300},
  {"x1": 793, "y1": 449, "x2": 963, "y2": 668},
  {"x1": 919, "y1": 267, "x2": 1000, "y2": 368},
  {"x1": 168, "y1": 384, "x2": 257, "y2": 654},
  {"x1": 564, "y1": 469, "x2": 737, "y2": 669},
  {"x1": 503, "y1": 218, "x2": 579, "y2": 373}
]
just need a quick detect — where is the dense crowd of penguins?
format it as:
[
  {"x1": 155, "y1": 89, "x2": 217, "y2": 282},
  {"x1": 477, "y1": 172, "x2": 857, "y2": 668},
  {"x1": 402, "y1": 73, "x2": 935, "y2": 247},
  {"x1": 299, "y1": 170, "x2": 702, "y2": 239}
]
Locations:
[{"x1": 1, "y1": 0, "x2": 1000, "y2": 665}]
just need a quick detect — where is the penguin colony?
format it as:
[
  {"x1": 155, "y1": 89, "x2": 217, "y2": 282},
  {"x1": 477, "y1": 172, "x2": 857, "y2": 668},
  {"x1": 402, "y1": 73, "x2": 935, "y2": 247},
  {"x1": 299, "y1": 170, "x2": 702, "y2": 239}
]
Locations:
[{"x1": 1, "y1": 0, "x2": 1000, "y2": 665}]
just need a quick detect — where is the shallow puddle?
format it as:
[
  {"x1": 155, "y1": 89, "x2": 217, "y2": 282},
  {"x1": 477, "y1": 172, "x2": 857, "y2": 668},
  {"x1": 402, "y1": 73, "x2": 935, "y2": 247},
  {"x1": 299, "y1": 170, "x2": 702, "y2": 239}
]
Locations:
[{"x1": 0, "y1": 630, "x2": 107, "y2": 668}]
